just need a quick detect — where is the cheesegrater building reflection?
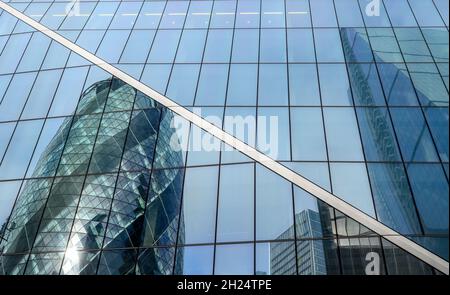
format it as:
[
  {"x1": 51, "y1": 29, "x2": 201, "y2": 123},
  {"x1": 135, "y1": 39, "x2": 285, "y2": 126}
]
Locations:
[{"x1": 0, "y1": 0, "x2": 448, "y2": 275}]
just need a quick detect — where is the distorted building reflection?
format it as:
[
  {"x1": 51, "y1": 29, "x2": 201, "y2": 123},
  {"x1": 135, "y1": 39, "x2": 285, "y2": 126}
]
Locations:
[{"x1": 0, "y1": 78, "x2": 185, "y2": 275}]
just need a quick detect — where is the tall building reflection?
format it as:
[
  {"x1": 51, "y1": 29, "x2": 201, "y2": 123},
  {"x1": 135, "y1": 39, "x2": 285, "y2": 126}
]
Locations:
[{"x1": 0, "y1": 78, "x2": 185, "y2": 274}]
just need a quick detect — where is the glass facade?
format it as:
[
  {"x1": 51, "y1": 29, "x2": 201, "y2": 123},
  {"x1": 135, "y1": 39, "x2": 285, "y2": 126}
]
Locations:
[{"x1": 0, "y1": 0, "x2": 448, "y2": 275}]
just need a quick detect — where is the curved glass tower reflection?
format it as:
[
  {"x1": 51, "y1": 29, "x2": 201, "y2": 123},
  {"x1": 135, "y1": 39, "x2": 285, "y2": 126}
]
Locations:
[{"x1": 0, "y1": 78, "x2": 184, "y2": 275}]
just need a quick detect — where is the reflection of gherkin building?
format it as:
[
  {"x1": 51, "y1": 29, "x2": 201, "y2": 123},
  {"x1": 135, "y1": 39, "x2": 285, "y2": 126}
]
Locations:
[{"x1": 0, "y1": 78, "x2": 184, "y2": 275}]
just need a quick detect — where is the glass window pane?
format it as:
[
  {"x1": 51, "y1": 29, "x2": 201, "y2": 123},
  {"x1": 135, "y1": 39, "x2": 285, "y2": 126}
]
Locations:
[
  {"x1": 390, "y1": 107, "x2": 439, "y2": 162},
  {"x1": 0, "y1": 119, "x2": 44, "y2": 180},
  {"x1": 260, "y1": 29, "x2": 286, "y2": 62},
  {"x1": 288, "y1": 64, "x2": 319, "y2": 106},
  {"x1": 257, "y1": 107, "x2": 290, "y2": 160},
  {"x1": 22, "y1": 69, "x2": 63, "y2": 120},
  {"x1": 136, "y1": 247, "x2": 175, "y2": 275},
  {"x1": 348, "y1": 63, "x2": 384, "y2": 106},
  {"x1": 395, "y1": 28, "x2": 432, "y2": 63},
  {"x1": 287, "y1": 29, "x2": 315, "y2": 62},
  {"x1": 424, "y1": 107, "x2": 449, "y2": 162},
  {"x1": 0, "y1": 33, "x2": 31, "y2": 75},
  {"x1": 26, "y1": 117, "x2": 69, "y2": 178},
  {"x1": 232, "y1": 29, "x2": 259, "y2": 63},
  {"x1": 120, "y1": 30, "x2": 156, "y2": 64},
  {"x1": 314, "y1": 29, "x2": 344, "y2": 62},
  {"x1": 367, "y1": 163, "x2": 422, "y2": 235},
  {"x1": 256, "y1": 242, "x2": 296, "y2": 275},
  {"x1": 148, "y1": 30, "x2": 182, "y2": 63},
  {"x1": 256, "y1": 164, "x2": 294, "y2": 241},
  {"x1": 286, "y1": 0, "x2": 311, "y2": 28},
  {"x1": 185, "y1": 1, "x2": 213, "y2": 29},
  {"x1": 335, "y1": 0, "x2": 364, "y2": 27},
  {"x1": 383, "y1": 0, "x2": 417, "y2": 27},
  {"x1": 84, "y1": 2, "x2": 119, "y2": 30},
  {"x1": 359, "y1": 0, "x2": 391, "y2": 27},
  {"x1": 0, "y1": 122, "x2": 15, "y2": 158},
  {"x1": 261, "y1": 0, "x2": 285, "y2": 28},
  {"x1": 368, "y1": 28, "x2": 403, "y2": 63},
  {"x1": 377, "y1": 63, "x2": 419, "y2": 106},
  {"x1": 331, "y1": 163, "x2": 375, "y2": 217},
  {"x1": 140, "y1": 64, "x2": 172, "y2": 95},
  {"x1": 204, "y1": 29, "x2": 233, "y2": 63},
  {"x1": 166, "y1": 65, "x2": 200, "y2": 106},
  {"x1": 217, "y1": 164, "x2": 254, "y2": 242},
  {"x1": 215, "y1": 243, "x2": 254, "y2": 275},
  {"x1": 159, "y1": 1, "x2": 189, "y2": 29},
  {"x1": 17, "y1": 33, "x2": 50, "y2": 72},
  {"x1": 174, "y1": 245, "x2": 214, "y2": 275},
  {"x1": 96, "y1": 30, "x2": 130, "y2": 63},
  {"x1": 49, "y1": 67, "x2": 89, "y2": 117},
  {"x1": 135, "y1": 2, "x2": 165, "y2": 29},
  {"x1": 340, "y1": 28, "x2": 374, "y2": 63},
  {"x1": 355, "y1": 107, "x2": 402, "y2": 162},
  {"x1": 318, "y1": 64, "x2": 353, "y2": 106},
  {"x1": 109, "y1": 2, "x2": 142, "y2": 29},
  {"x1": 210, "y1": 0, "x2": 236, "y2": 28},
  {"x1": 0, "y1": 180, "x2": 21, "y2": 238},
  {"x1": 0, "y1": 72, "x2": 37, "y2": 122},
  {"x1": 291, "y1": 107, "x2": 327, "y2": 161},
  {"x1": 258, "y1": 64, "x2": 289, "y2": 106},
  {"x1": 408, "y1": 0, "x2": 445, "y2": 27},
  {"x1": 311, "y1": 0, "x2": 338, "y2": 27},
  {"x1": 181, "y1": 167, "x2": 218, "y2": 245},
  {"x1": 324, "y1": 107, "x2": 365, "y2": 161},
  {"x1": 236, "y1": 0, "x2": 260, "y2": 28},
  {"x1": 407, "y1": 164, "x2": 449, "y2": 235},
  {"x1": 175, "y1": 30, "x2": 207, "y2": 63},
  {"x1": 195, "y1": 64, "x2": 228, "y2": 106},
  {"x1": 227, "y1": 64, "x2": 258, "y2": 106},
  {"x1": 408, "y1": 63, "x2": 448, "y2": 107}
]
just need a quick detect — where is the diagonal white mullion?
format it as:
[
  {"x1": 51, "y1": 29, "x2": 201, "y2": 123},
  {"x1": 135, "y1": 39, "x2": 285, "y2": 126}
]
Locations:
[{"x1": 0, "y1": 1, "x2": 447, "y2": 275}]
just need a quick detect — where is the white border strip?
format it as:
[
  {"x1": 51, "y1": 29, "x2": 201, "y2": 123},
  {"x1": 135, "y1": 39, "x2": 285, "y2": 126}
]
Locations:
[{"x1": 0, "y1": 1, "x2": 448, "y2": 275}]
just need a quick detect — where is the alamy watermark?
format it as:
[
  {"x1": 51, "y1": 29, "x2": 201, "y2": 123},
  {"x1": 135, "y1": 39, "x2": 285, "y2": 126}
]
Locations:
[{"x1": 169, "y1": 108, "x2": 280, "y2": 159}]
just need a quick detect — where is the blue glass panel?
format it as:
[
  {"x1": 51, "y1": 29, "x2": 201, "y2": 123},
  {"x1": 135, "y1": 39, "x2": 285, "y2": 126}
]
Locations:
[
  {"x1": 335, "y1": 0, "x2": 364, "y2": 27},
  {"x1": 175, "y1": 30, "x2": 207, "y2": 63},
  {"x1": 367, "y1": 163, "x2": 422, "y2": 235},
  {"x1": 323, "y1": 107, "x2": 365, "y2": 161},
  {"x1": 287, "y1": 29, "x2": 315, "y2": 62},
  {"x1": 166, "y1": 64, "x2": 200, "y2": 106},
  {"x1": 175, "y1": 246, "x2": 214, "y2": 275},
  {"x1": 311, "y1": 0, "x2": 337, "y2": 27},
  {"x1": 377, "y1": 63, "x2": 419, "y2": 106},
  {"x1": 355, "y1": 107, "x2": 401, "y2": 162},
  {"x1": 203, "y1": 29, "x2": 233, "y2": 63},
  {"x1": 330, "y1": 163, "x2": 375, "y2": 217},
  {"x1": 195, "y1": 64, "x2": 228, "y2": 106},
  {"x1": 134, "y1": 2, "x2": 165, "y2": 29},
  {"x1": 185, "y1": 1, "x2": 213, "y2": 29},
  {"x1": 236, "y1": 0, "x2": 260, "y2": 28},
  {"x1": 260, "y1": 29, "x2": 286, "y2": 62},
  {"x1": 227, "y1": 64, "x2": 258, "y2": 106},
  {"x1": 147, "y1": 30, "x2": 182, "y2": 63},
  {"x1": 286, "y1": 0, "x2": 311, "y2": 28},
  {"x1": 383, "y1": 0, "x2": 417, "y2": 27},
  {"x1": 210, "y1": 0, "x2": 236, "y2": 28},
  {"x1": 390, "y1": 107, "x2": 439, "y2": 162},
  {"x1": 407, "y1": 164, "x2": 449, "y2": 235},
  {"x1": 314, "y1": 28, "x2": 345, "y2": 62},
  {"x1": 217, "y1": 164, "x2": 254, "y2": 242},
  {"x1": 408, "y1": 0, "x2": 445, "y2": 27},
  {"x1": 232, "y1": 29, "x2": 259, "y2": 63},
  {"x1": 181, "y1": 167, "x2": 218, "y2": 245},
  {"x1": 0, "y1": 72, "x2": 37, "y2": 122},
  {"x1": 348, "y1": 63, "x2": 385, "y2": 106},
  {"x1": 289, "y1": 64, "x2": 320, "y2": 106},
  {"x1": 424, "y1": 107, "x2": 449, "y2": 162},
  {"x1": 256, "y1": 164, "x2": 294, "y2": 240},
  {"x1": 258, "y1": 64, "x2": 288, "y2": 106},
  {"x1": 120, "y1": 30, "x2": 156, "y2": 64},
  {"x1": 318, "y1": 64, "x2": 353, "y2": 106},
  {"x1": 215, "y1": 244, "x2": 254, "y2": 275},
  {"x1": 291, "y1": 107, "x2": 327, "y2": 161}
]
